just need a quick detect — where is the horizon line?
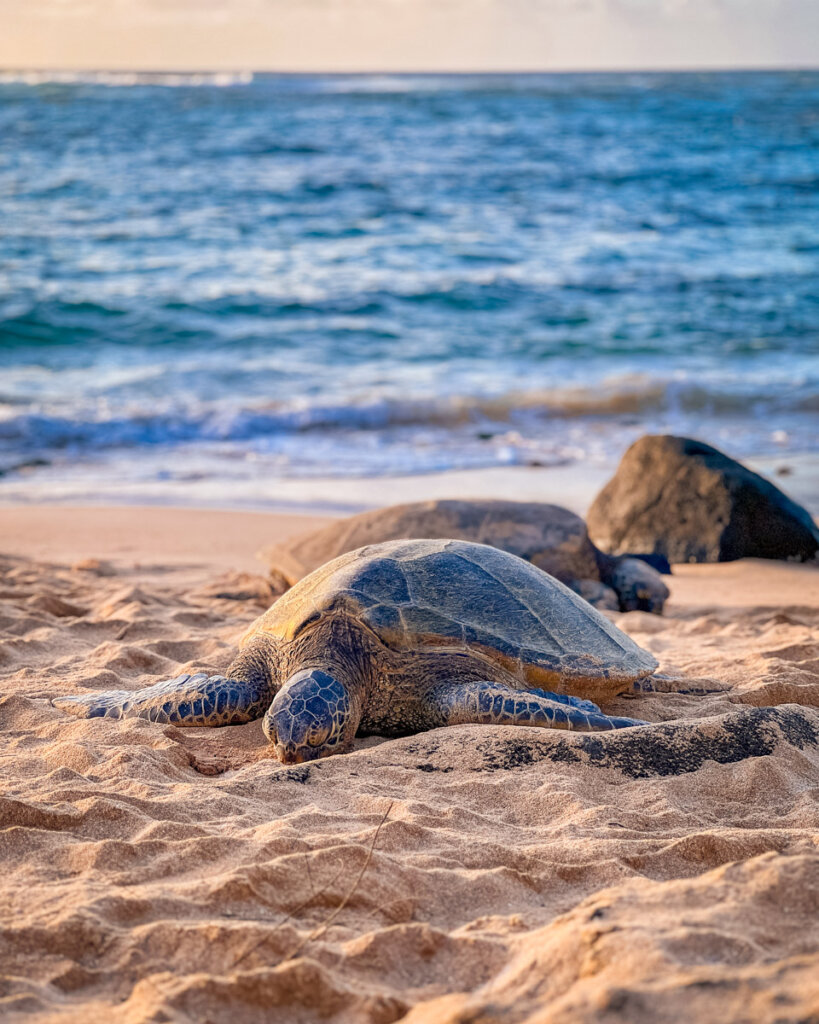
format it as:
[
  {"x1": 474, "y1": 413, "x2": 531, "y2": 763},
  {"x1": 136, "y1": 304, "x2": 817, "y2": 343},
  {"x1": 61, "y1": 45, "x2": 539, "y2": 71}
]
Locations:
[{"x1": 3, "y1": 64, "x2": 819, "y2": 77}]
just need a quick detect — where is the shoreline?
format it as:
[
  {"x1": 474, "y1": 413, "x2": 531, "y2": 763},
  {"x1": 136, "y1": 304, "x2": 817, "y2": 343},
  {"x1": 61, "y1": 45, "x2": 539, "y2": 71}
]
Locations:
[{"x1": 2, "y1": 449, "x2": 818, "y2": 522}]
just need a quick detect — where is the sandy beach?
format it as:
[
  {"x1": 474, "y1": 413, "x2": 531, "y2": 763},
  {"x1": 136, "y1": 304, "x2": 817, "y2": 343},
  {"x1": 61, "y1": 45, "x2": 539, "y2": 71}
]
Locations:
[{"x1": 1, "y1": 504, "x2": 818, "y2": 1023}]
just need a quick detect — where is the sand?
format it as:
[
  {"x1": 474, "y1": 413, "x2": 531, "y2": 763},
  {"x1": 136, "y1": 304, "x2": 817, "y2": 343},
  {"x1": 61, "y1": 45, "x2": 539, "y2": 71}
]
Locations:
[{"x1": 1, "y1": 506, "x2": 818, "y2": 1023}]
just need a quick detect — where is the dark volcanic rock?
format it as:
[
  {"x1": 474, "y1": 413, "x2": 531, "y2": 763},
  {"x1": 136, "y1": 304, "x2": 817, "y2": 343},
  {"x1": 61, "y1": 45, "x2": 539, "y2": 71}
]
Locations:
[
  {"x1": 375, "y1": 705, "x2": 819, "y2": 779},
  {"x1": 588, "y1": 435, "x2": 819, "y2": 564}
]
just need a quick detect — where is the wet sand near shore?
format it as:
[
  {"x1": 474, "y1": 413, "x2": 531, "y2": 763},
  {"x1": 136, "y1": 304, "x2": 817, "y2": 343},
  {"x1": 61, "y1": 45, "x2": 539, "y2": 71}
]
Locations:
[
  {"x1": 1, "y1": 505, "x2": 818, "y2": 1023},
  {"x1": 3, "y1": 449, "x2": 816, "y2": 526}
]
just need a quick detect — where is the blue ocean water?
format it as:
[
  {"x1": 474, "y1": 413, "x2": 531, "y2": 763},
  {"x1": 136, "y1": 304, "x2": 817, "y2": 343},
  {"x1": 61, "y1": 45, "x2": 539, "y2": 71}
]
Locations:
[{"x1": 0, "y1": 70, "x2": 817, "y2": 503}]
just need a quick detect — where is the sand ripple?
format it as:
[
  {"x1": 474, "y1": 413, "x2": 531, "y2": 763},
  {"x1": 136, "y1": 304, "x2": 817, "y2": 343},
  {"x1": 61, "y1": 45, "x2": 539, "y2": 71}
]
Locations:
[{"x1": 1, "y1": 553, "x2": 818, "y2": 1022}]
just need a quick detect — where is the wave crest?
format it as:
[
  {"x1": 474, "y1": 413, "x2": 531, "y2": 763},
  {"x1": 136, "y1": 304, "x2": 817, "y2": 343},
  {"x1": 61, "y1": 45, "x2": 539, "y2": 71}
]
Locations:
[{"x1": 0, "y1": 378, "x2": 813, "y2": 456}]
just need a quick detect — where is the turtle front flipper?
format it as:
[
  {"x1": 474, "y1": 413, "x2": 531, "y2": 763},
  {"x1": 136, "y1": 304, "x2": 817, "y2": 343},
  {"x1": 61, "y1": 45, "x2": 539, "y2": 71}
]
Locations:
[
  {"x1": 428, "y1": 681, "x2": 648, "y2": 732},
  {"x1": 52, "y1": 673, "x2": 271, "y2": 727}
]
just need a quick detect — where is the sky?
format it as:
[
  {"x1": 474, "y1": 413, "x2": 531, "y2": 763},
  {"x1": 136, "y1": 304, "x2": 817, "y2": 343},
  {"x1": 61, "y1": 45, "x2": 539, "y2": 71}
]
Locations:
[{"x1": 1, "y1": 0, "x2": 818, "y2": 72}]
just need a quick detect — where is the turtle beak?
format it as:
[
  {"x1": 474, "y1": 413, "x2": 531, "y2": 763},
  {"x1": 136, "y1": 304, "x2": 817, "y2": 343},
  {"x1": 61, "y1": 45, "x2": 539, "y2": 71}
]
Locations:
[
  {"x1": 274, "y1": 742, "x2": 324, "y2": 764},
  {"x1": 275, "y1": 741, "x2": 302, "y2": 764}
]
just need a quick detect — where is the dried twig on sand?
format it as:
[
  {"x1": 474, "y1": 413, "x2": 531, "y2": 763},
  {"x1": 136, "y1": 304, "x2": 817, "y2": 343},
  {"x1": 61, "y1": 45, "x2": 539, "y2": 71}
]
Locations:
[
  {"x1": 282, "y1": 800, "x2": 395, "y2": 962},
  {"x1": 229, "y1": 801, "x2": 394, "y2": 971}
]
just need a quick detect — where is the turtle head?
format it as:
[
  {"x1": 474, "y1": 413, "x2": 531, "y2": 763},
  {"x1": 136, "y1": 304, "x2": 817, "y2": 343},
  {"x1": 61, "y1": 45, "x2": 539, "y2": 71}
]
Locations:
[{"x1": 263, "y1": 668, "x2": 356, "y2": 764}]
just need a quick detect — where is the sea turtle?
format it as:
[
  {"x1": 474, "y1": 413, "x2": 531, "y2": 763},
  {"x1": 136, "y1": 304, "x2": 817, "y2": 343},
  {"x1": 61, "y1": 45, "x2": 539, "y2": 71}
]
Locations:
[
  {"x1": 53, "y1": 539, "x2": 656, "y2": 764},
  {"x1": 262, "y1": 500, "x2": 670, "y2": 614}
]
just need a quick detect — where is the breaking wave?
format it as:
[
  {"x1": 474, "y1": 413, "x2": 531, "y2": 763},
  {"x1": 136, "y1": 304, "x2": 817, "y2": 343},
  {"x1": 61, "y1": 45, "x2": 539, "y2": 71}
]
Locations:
[{"x1": 0, "y1": 378, "x2": 814, "y2": 458}]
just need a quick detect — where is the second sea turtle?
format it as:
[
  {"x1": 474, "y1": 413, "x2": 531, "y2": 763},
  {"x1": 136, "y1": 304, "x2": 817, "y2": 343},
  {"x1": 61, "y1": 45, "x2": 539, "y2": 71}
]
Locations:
[{"x1": 261, "y1": 500, "x2": 670, "y2": 614}]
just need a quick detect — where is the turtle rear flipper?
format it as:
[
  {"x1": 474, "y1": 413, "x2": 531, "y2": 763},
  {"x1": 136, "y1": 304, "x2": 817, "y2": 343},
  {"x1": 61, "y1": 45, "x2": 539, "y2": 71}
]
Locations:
[{"x1": 52, "y1": 673, "x2": 270, "y2": 726}]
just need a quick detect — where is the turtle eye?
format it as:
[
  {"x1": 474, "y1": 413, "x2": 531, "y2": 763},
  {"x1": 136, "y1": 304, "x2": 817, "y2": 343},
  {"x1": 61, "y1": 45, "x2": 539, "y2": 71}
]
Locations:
[{"x1": 306, "y1": 725, "x2": 330, "y2": 748}]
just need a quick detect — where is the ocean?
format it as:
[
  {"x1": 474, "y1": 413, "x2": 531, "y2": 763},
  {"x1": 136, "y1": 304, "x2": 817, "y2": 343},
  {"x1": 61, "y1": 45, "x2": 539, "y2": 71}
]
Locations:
[{"x1": 1, "y1": 70, "x2": 818, "y2": 510}]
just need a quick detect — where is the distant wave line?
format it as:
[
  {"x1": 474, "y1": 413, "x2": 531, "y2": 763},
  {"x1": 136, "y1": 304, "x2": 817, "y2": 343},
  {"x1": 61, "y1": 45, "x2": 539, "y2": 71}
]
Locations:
[{"x1": 0, "y1": 70, "x2": 254, "y2": 88}]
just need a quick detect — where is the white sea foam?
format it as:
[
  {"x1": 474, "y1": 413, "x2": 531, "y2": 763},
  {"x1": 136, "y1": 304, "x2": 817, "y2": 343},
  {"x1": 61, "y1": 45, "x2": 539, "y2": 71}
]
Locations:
[{"x1": 0, "y1": 378, "x2": 814, "y2": 466}]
